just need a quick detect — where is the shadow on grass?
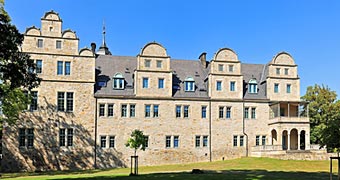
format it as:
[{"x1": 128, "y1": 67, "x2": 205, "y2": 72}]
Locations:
[
  {"x1": 46, "y1": 169, "x2": 335, "y2": 180},
  {"x1": 2, "y1": 168, "x2": 119, "y2": 179}
]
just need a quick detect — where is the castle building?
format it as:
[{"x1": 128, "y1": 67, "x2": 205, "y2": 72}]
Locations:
[{"x1": 1, "y1": 11, "x2": 310, "y2": 172}]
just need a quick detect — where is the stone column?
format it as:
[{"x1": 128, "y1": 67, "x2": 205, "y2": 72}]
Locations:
[
  {"x1": 298, "y1": 132, "x2": 301, "y2": 150},
  {"x1": 306, "y1": 133, "x2": 310, "y2": 150},
  {"x1": 287, "y1": 133, "x2": 291, "y2": 150}
]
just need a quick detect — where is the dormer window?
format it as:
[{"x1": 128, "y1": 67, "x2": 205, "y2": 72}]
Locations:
[
  {"x1": 113, "y1": 73, "x2": 124, "y2": 89},
  {"x1": 184, "y1": 77, "x2": 195, "y2": 92},
  {"x1": 248, "y1": 79, "x2": 258, "y2": 94}
]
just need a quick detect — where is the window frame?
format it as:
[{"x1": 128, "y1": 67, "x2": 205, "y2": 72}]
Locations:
[
  {"x1": 158, "y1": 78, "x2": 164, "y2": 89},
  {"x1": 36, "y1": 60, "x2": 42, "y2": 74},
  {"x1": 37, "y1": 39, "x2": 43, "y2": 48},
  {"x1": 286, "y1": 84, "x2": 291, "y2": 93},
  {"x1": 99, "y1": 104, "x2": 105, "y2": 117},
  {"x1": 233, "y1": 135, "x2": 238, "y2": 147},
  {"x1": 195, "y1": 136, "x2": 200, "y2": 148},
  {"x1": 230, "y1": 81, "x2": 235, "y2": 92},
  {"x1": 201, "y1": 106, "x2": 207, "y2": 119},
  {"x1": 216, "y1": 81, "x2": 222, "y2": 91},
  {"x1": 56, "y1": 40, "x2": 62, "y2": 49},
  {"x1": 108, "y1": 104, "x2": 114, "y2": 117},
  {"x1": 142, "y1": 77, "x2": 149, "y2": 88},
  {"x1": 274, "y1": 83, "x2": 279, "y2": 93}
]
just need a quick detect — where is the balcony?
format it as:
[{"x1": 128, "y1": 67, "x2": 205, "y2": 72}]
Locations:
[{"x1": 269, "y1": 101, "x2": 309, "y2": 125}]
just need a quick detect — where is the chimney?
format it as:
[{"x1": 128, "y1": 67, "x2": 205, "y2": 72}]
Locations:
[
  {"x1": 91, "y1": 42, "x2": 96, "y2": 54},
  {"x1": 199, "y1": 52, "x2": 207, "y2": 68}
]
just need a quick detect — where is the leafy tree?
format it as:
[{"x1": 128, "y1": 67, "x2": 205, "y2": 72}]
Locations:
[
  {"x1": 0, "y1": 1, "x2": 40, "y2": 126},
  {"x1": 125, "y1": 129, "x2": 147, "y2": 175},
  {"x1": 125, "y1": 129, "x2": 147, "y2": 157},
  {"x1": 301, "y1": 84, "x2": 337, "y2": 144}
]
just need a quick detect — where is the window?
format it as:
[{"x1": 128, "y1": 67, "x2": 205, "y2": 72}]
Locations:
[
  {"x1": 153, "y1": 105, "x2": 159, "y2": 117},
  {"x1": 145, "y1": 59, "x2": 151, "y2": 67},
  {"x1": 244, "y1": 107, "x2": 249, "y2": 119},
  {"x1": 240, "y1": 135, "x2": 244, "y2": 147},
  {"x1": 218, "y1": 64, "x2": 224, "y2": 71},
  {"x1": 27, "y1": 128, "x2": 34, "y2": 147},
  {"x1": 158, "y1": 78, "x2": 164, "y2": 89},
  {"x1": 248, "y1": 79, "x2": 258, "y2": 94},
  {"x1": 157, "y1": 60, "x2": 162, "y2": 68},
  {"x1": 276, "y1": 68, "x2": 280, "y2": 75},
  {"x1": 130, "y1": 104, "x2": 135, "y2": 117},
  {"x1": 59, "y1": 129, "x2": 66, "y2": 146},
  {"x1": 144, "y1": 136, "x2": 149, "y2": 148},
  {"x1": 67, "y1": 129, "x2": 73, "y2": 146},
  {"x1": 233, "y1": 135, "x2": 238, "y2": 147},
  {"x1": 274, "y1": 83, "x2": 279, "y2": 93},
  {"x1": 19, "y1": 128, "x2": 26, "y2": 147},
  {"x1": 57, "y1": 61, "x2": 71, "y2": 75},
  {"x1": 57, "y1": 92, "x2": 65, "y2": 111},
  {"x1": 284, "y1": 68, "x2": 289, "y2": 75},
  {"x1": 36, "y1": 60, "x2": 42, "y2": 74},
  {"x1": 97, "y1": 81, "x2": 107, "y2": 87},
  {"x1": 59, "y1": 128, "x2": 73, "y2": 147},
  {"x1": 195, "y1": 136, "x2": 200, "y2": 147},
  {"x1": 286, "y1": 84, "x2": 291, "y2": 93},
  {"x1": 99, "y1": 104, "x2": 105, "y2": 117},
  {"x1": 66, "y1": 92, "x2": 73, "y2": 112},
  {"x1": 219, "y1": 107, "x2": 224, "y2": 118},
  {"x1": 121, "y1": 104, "x2": 127, "y2": 117},
  {"x1": 174, "y1": 136, "x2": 179, "y2": 148},
  {"x1": 108, "y1": 104, "x2": 114, "y2": 117},
  {"x1": 183, "y1": 105, "x2": 189, "y2": 118},
  {"x1": 166, "y1": 136, "x2": 171, "y2": 148},
  {"x1": 230, "y1": 81, "x2": 235, "y2": 91},
  {"x1": 229, "y1": 65, "x2": 234, "y2": 72},
  {"x1": 57, "y1": 92, "x2": 73, "y2": 112},
  {"x1": 65, "y1": 62, "x2": 71, "y2": 75},
  {"x1": 203, "y1": 136, "x2": 208, "y2": 147},
  {"x1": 251, "y1": 107, "x2": 256, "y2": 119},
  {"x1": 56, "y1": 40, "x2": 62, "y2": 49},
  {"x1": 226, "y1": 107, "x2": 231, "y2": 119},
  {"x1": 256, "y1": 135, "x2": 260, "y2": 146},
  {"x1": 30, "y1": 91, "x2": 38, "y2": 111},
  {"x1": 201, "y1": 106, "x2": 207, "y2": 119},
  {"x1": 109, "y1": 136, "x2": 115, "y2": 148},
  {"x1": 57, "y1": 61, "x2": 63, "y2": 75},
  {"x1": 37, "y1": 39, "x2": 43, "y2": 48},
  {"x1": 262, "y1": 136, "x2": 266, "y2": 145},
  {"x1": 143, "y1": 78, "x2": 149, "y2": 88},
  {"x1": 216, "y1": 81, "x2": 222, "y2": 91},
  {"x1": 101, "y1": 136, "x2": 106, "y2": 148},
  {"x1": 176, "y1": 105, "x2": 181, "y2": 118},
  {"x1": 184, "y1": 77, "x2": 195, "y2": 92},
  {"x1": 113, "y1": 73, "x2": 124, "y2": 89},
  {"x1": 145, "y1": 105, "x2": 151, "y2": 117}
]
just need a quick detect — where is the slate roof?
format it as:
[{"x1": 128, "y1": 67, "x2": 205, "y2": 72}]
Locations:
[
  {"x1": 241, "y1": 63, "x2": 268, "y2": 100},
  {"x1": 95, "y1": 55, "x2": 269, "y2": 100}
]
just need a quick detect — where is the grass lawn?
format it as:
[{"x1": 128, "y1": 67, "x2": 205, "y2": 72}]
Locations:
[{"x1": 2, "y1": 157, "x2": 338, "y2": 180}]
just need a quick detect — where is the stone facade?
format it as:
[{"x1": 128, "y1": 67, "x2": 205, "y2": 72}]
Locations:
[
  {"x1": 2, "y1": 11, "x2": 312, "y2": 172},
  {"x1": 2, "y1": 11, "x2": 95, "y2": 172}
]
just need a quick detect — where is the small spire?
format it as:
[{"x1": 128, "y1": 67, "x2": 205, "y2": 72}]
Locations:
[
  {"x1": 102, "y1": 20, "x2": 106, "y2": 47},
  {"x1": 97, "y1": 19, "x2": 112, "y2": 55}
]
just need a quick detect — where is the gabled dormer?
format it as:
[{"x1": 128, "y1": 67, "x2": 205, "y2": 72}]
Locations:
[
  {"x1": 208, "y1": 48, "x2": 243, "y2": 99},
  {"x1": 135, "y1": 42, "x2": 172, "y2": 97}
]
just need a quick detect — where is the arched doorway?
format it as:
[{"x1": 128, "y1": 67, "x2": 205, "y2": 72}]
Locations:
[
  {"x1": 290, "y1": 129, "x2": 298, "y2": 150},
  {"x1": 282, "y1": 130, "x2": 288, "y2": 150},
  {"x1": 271, "y1": 129, "x2": 277, "y2": 145},
  {"x1": 300, "y1": 130, "x2": 306, "y2": 150}
]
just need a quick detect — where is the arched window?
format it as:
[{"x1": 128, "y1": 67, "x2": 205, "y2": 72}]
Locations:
[
  {"x1": 248, "y1": 79, "x2": 258, "y2": 94},
  {"x1": 113, "y1": 73, "x2": 124, "y2": 89},
  {"x1": 184, "y1": 77, "x2": 195, "y2": 92}
]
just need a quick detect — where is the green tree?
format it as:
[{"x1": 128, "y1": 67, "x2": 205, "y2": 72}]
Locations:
[
  {"x1": 125, "y1": 129, "x2": 146, "y2": 175},
  {"x1": 125, "y1": 129, "x2": 147, "y2": 157},
  {"x1": 301, "y1": 84, "x2": 337, "y2": 144},
  {"x1": 0, "y1": 1, "x2": 40, "y2": 126}
]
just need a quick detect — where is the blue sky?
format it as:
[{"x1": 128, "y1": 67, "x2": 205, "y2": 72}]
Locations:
[{"x1": 5, "y1": 0, "x2": 340, "y2": 97}]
